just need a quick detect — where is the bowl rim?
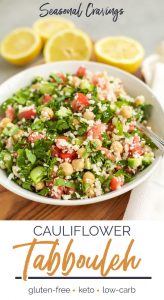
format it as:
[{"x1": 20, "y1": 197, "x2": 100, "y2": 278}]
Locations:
[{"x1": 0, "y1": 60, "x2": 163, "y2": 206}]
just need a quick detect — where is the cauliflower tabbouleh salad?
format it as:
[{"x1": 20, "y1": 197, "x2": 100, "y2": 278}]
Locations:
[{"x1": 0, "y1": 66, "x2": 156, "y2": 200}]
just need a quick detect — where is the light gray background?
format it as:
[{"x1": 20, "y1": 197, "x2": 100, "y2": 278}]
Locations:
[{"x1": 0, "y1": 0, "x2": 163, "y2": 83}]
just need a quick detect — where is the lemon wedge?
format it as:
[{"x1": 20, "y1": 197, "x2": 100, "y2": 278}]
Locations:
[
  {"x1": 33, "y1": 17, "x2": 75, "y2": 43},
  {"x1": 44, "y1": 29, "x2": 92, "y2": 62},
  {"x1": 95, "y1": 36, "x2": 144, "y2": 73},
  {"x1": 0, "y1": 28, "x2": 42, "y2": 65}
]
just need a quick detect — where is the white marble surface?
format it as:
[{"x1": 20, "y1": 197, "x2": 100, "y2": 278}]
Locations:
[{"x1": 0, "y1": 0, "x2": 163, "y2": 83}]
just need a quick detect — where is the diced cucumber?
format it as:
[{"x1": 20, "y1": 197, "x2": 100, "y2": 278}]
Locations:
[
  {"x1": 116, "y1": 121, "x2": 123, "y2": 135},
  {"x1": 80, "y1": 79, "x2": 92, "y2": 91},
  {"x1": 39, "y1": 83, "x2": 55, "y2": 95},
  {"x1": 4, "y1": 152, "x2": 12, "y2": 170},
  {"x1": 142, "y1": 154, "x2": 154, "y2": 166},
  {"x1": 0, "y1": 151, "x2": 12, "y2": 170},
  {"x1": 141, "y1": 104, "x2": 153, "y2": 120},
  {"x1": 128, "y1": 157, "x2": 142, "y2": 169},
  {"x1": 110, "y1": 103, "x2": 116, "y2": 112},
  {"x1": 3, "y1": 124, "x2": 19, "y2": 137},
  {"x1": 84, "y1": 158, "x2": 91, "y2": 170},
  {"x1": 75, "y1": 137, "x2": 83, "y2": 146},
  {"x1": 63, "y1": 86, "x2": 74, "y2": 96},
  {"x1": 0, "y1": 160, "x2": 5, "y2": 169},
  {"x1": 56, "y1": 106, "x2": 72, "y2": 118},
  {"x1": 30, "y1": 166, "x2": 45, "y2": 184}
]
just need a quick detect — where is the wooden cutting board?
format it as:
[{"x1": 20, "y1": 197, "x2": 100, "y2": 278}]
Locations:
[{"x1": 0, "y1": 63, "x2": 143, "y2": 220}]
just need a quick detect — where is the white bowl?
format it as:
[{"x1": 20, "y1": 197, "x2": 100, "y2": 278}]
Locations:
[{"x1": 0, "y1": 61, "x2": 163, "y2": 206}]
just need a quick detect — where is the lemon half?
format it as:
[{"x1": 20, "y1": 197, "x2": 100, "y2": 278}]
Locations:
[
  {"x1": 95, "y1": 36, "x2": 144, "y2": 73},
  {"x1": 33, "y1": 17, "x2": 75, "y2": 43},
  {"x1": 0, "y1": 28, "x2": 42, "y2": 65},
  {"x1": 44, "y1": 29, "x2": 92, "y2": 62}
]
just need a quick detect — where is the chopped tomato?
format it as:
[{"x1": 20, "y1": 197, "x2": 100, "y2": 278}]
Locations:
[
  {"x1": 130, "y1": 144, "x2": 144, "y2": 156},
  {"x1": 76, "y1": 66, "x2": 86, "y2": 77},
  {"x1": 56, "y1": 136, "x2": 68, "y2": 150},
  {"x1": 51, "y1": 144, "x2": 77, "y2": 161},
  {"x1": 92, "y1": 75, "x2": 107, "y2": 90},
  {"x1": 110, "y1": 176, "x2": 123, "y2": 191},
  {"x1": 51, "y1": 146, "x2": 61, "y2": 157},
  {"x1": 50, "y1": 186, "x2": 65, "y2": 199},
  {"x1": 5, "y1": 106, "x2": 15, "y2": 121},
  {"x1": 47, "y1": 179, "x2": 74, "y2": 198},
  {"x1": 115, "y1": 165, "x2": 122, "y2": 170},
  {"x1": 59, "y1": 151, "x2": 77, "y2": 160},
  {"x1": 42, "y1": 94, "x2": 53, "y2": 103},
  {"x1": 28, "y1": 132, "x2": 45, "y2": 143},
  {"x1": 50, "y1": 73, "x2": 66, "y2": 83},
  {"x1": 108, "y1": 122, "x2": 115, "y2": 132},
  {"x1": 18, "y1": 108, "x2": 37, "y2": 120},
  {"x1": 46, "y1": 179, "x2": 55, "y2": 188},
  {"x1": 87, "y1": 123, "x2": 106, "y2": 140},
  {"x1": 71, "y1": 93, "x2": 90, "y2": 112},
  {"x1": 57, "y1": 73, "x2": 66, "y2": 82},
  {"x1": 128, "y1": 124, "x2": 135, "y2": 132},
  {"x1": 56, "y1": 136, "x2": 68, "y2": 141},
  {"x1": 133, "y1": 136, "x2": 140, "y2": 143},
  {"x1": 101, "y1": 147, "x2": 115, "y2": 161},
  {"x1": 129, "y1": 136, "x2": 143, "y2": 156},
  {"x1": 65, "y1": 187, "x2": 75, "y2": 195},
  {"x1": 76, "y1": 93, "x2": 90, "y2": 106},
  {"x1": 12, "y1": 152, "x2": 18, "y2": 158}
]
